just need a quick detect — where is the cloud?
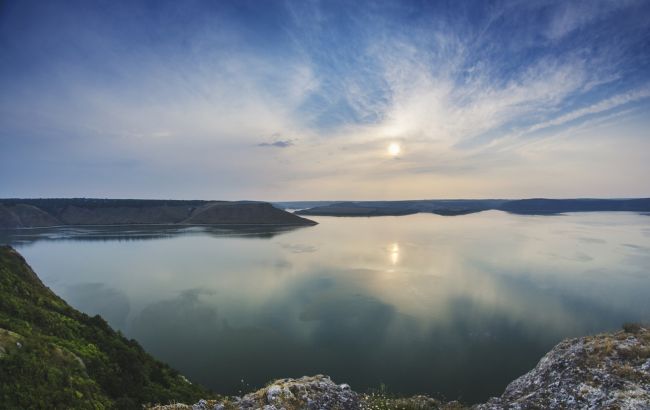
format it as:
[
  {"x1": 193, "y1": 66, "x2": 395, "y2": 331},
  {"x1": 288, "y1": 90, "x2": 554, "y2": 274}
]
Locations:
[
  {"x1": 258, "y1": 140, "x2": 294, "y2": 148},
  {"x1": 525, "y1": 87, "x2": 650, "y2": 135},
  {"x1": 1, "y1": 0, "x2": 649, "y2": 199}
]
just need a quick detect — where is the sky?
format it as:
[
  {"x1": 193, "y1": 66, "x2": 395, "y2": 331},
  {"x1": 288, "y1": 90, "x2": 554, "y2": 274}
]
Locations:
[{"x1": 1, "y1": 0, "x2": 649, "y2": 201}]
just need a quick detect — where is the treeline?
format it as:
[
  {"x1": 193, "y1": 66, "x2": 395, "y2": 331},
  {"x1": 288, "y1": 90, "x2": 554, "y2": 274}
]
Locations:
[{"x1": 0, "y1": 198, "x2": 212, "y2": 214}]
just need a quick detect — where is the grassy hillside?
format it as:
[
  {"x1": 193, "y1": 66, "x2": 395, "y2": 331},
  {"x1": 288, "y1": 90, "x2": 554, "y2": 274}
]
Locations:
[{"x1": 0, "y1": 245, "x2": 214, "y2": 409}]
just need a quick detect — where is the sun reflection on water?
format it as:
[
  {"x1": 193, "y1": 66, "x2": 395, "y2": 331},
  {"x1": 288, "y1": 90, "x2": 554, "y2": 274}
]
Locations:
[{"x1": 389, "y1": 242, "x2": 400, "y2": 265}]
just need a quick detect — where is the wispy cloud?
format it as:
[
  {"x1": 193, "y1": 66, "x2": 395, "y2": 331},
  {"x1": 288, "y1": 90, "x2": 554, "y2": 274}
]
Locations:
[{"x1": 0, "y1": 0, "x2": 649, "y2": 199}]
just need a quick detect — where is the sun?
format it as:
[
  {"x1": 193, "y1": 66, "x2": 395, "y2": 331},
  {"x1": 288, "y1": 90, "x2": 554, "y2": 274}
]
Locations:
[{"x1": 388, "y1": 142, "x2": 401, "y2": 156}]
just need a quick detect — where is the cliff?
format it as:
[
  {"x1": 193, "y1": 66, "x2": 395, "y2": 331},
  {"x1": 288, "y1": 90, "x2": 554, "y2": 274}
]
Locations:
[{"x1": 0, "y1": 199, "x2": 316, "y2": 228}]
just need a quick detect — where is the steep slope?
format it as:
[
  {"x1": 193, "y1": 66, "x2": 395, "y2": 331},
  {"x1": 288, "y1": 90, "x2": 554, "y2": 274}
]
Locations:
[
  {"x1": 0, "y1": 204, "x2": 61, "y2": 228},
  {"x1": 0, "y1": 246, "x2": 214, "y2": 409}
]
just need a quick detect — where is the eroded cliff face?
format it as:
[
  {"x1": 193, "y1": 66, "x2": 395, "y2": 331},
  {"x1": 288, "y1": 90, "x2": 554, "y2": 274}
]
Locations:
[
  {"x1": 0, "y1": 204, "x2": 61, "y2": 228},
  {"x1": 149, "y1": 327, "x2": 650, "y2": 410}
]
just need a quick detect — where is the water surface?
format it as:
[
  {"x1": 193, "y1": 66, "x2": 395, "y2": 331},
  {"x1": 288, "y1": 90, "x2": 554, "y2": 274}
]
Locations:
[{"x1": 2, "y1": 211, "x2": 650, "y2": 403}]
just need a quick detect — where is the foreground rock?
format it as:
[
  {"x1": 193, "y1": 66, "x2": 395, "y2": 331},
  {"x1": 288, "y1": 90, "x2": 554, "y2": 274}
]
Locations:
[
  {"x1": 149, "y1": 375, "x2": 360, "y2": 409},
  {"x1": 150, "y1": 327, "x2": 650, "y2": 410},
  {"x1": 477, "y1": 326, "x2": 650, "y2": 409}
]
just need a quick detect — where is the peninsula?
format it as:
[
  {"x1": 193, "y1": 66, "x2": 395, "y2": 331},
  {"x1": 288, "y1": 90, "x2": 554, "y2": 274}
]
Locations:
[{"x1": 0, "y1": 198, "x2": 316, "y2": 229}]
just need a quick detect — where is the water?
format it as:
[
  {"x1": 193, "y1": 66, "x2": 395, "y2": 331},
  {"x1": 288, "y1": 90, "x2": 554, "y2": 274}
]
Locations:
[{"x1": 2, "y1": 211, "x2": 650, "y2": 404}]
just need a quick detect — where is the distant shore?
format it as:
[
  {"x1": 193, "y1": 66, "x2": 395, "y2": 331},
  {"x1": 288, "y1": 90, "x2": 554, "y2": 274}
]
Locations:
[
  {"x1": 0, "y1": 198, "x2": 316, "y2": 229},
  {"x1": 278, "y1": 198, "x2": 650, "y2": 217}
]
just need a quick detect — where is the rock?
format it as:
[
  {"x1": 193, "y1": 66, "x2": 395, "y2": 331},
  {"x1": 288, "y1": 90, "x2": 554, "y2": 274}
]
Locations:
[
  {"x1": 190, "y1": 375, "x2": 361, "y2": 410},
  {"x1": 265, "y1": 385, "x2": 286, "y2": 403},
  {"x1": 151, "y1": 328, "x2": 650, "y2": 410},
  {"x1": 475, "y1": 327, "x2": 650, "y2": 409},
  {"x1": 192, "y1": 399, "x2": 209, "y2": 410}
]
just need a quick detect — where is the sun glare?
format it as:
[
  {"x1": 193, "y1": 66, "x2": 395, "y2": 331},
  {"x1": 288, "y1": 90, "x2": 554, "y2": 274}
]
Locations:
[{"x1": 388, "y1": 142, "x2": 401, "y2": 156}]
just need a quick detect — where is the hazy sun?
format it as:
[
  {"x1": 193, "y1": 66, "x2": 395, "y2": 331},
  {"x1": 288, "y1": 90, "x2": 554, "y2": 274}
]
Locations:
[{"x1": 388, "y1": 142, "x2": 401, "y2": 156}]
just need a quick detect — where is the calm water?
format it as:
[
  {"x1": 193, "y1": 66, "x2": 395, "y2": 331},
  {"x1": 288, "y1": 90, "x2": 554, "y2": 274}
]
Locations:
[{"x1": 2, "y1": 211, "x2": 650, "y2": 403}]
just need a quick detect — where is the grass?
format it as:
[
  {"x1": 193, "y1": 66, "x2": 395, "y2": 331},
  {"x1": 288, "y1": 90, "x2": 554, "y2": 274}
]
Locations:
[{"x1": 360, "y1": 384, "x2": 466, "y2": 410}]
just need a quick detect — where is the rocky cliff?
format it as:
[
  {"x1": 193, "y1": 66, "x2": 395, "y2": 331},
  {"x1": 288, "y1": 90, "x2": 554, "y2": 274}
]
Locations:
[{"x1": 476, "y1": 325, "x2": 650, "y2": 409}]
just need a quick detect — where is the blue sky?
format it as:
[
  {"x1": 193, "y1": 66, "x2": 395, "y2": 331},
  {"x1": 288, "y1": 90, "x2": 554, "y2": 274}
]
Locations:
[{"x1": 1, "y1": 0, "x2": 649, "y2": 200}]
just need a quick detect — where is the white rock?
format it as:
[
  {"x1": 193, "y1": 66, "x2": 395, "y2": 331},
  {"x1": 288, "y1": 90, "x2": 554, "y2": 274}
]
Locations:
[{"x1": 266, "y1": 385, "x2": 283, "y2": 402}]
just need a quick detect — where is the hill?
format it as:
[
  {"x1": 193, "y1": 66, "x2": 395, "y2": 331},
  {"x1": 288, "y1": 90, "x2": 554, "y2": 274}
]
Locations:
[
  {"x1": 0, "y1": 198, "x2": 316, "y2": 229},
  {"x1": 285, "y1": 198, "x2": 650, "y2": 217}
]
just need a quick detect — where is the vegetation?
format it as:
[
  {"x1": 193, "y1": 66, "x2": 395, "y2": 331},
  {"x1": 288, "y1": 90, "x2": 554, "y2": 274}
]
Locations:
[
  {"x1": 0, "y1": 245, "x2": 214, "y2": 409},
  {"x1": 360, "y1": 384, "x2": 465, "y2": 410},
  {"x1": 0, "y1": 198, "x2": 211, "y2": 214}
]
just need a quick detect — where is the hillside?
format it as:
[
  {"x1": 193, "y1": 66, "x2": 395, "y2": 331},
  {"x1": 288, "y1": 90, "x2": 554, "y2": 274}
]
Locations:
[
  {"x1": 293, "y1": 200, "x2": 500, "y2": 217},
  {"x1": 296, "y1": 202, "x2": 420, "y2": 217},
  {"x1": 285, "y1": 198, "x2": 650, "y2": 217},
  {"x1": 0, "y1": 245, "x2": 215, "y2": 409},
  {"x1": 497, "y1": 198, "x2": 650, "y2": 214},
  {"x1": 0, "y1": 199, "x2": 316, "y2": 228}
]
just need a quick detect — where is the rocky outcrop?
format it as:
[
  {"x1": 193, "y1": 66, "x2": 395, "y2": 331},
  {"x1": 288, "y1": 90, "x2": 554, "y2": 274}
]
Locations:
[
  {"x1": 149, "y1": 375, "x2": 360, "y2": 410},
  {"x1": 149, "y1": 327, "x2": 650, "y2": 410},
  {"x1": 476, "y1": 326, "x2": 650, "y2": 409},
  {"x1": 234, "y1": 375, "x2": 359, "y2": 410}
]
